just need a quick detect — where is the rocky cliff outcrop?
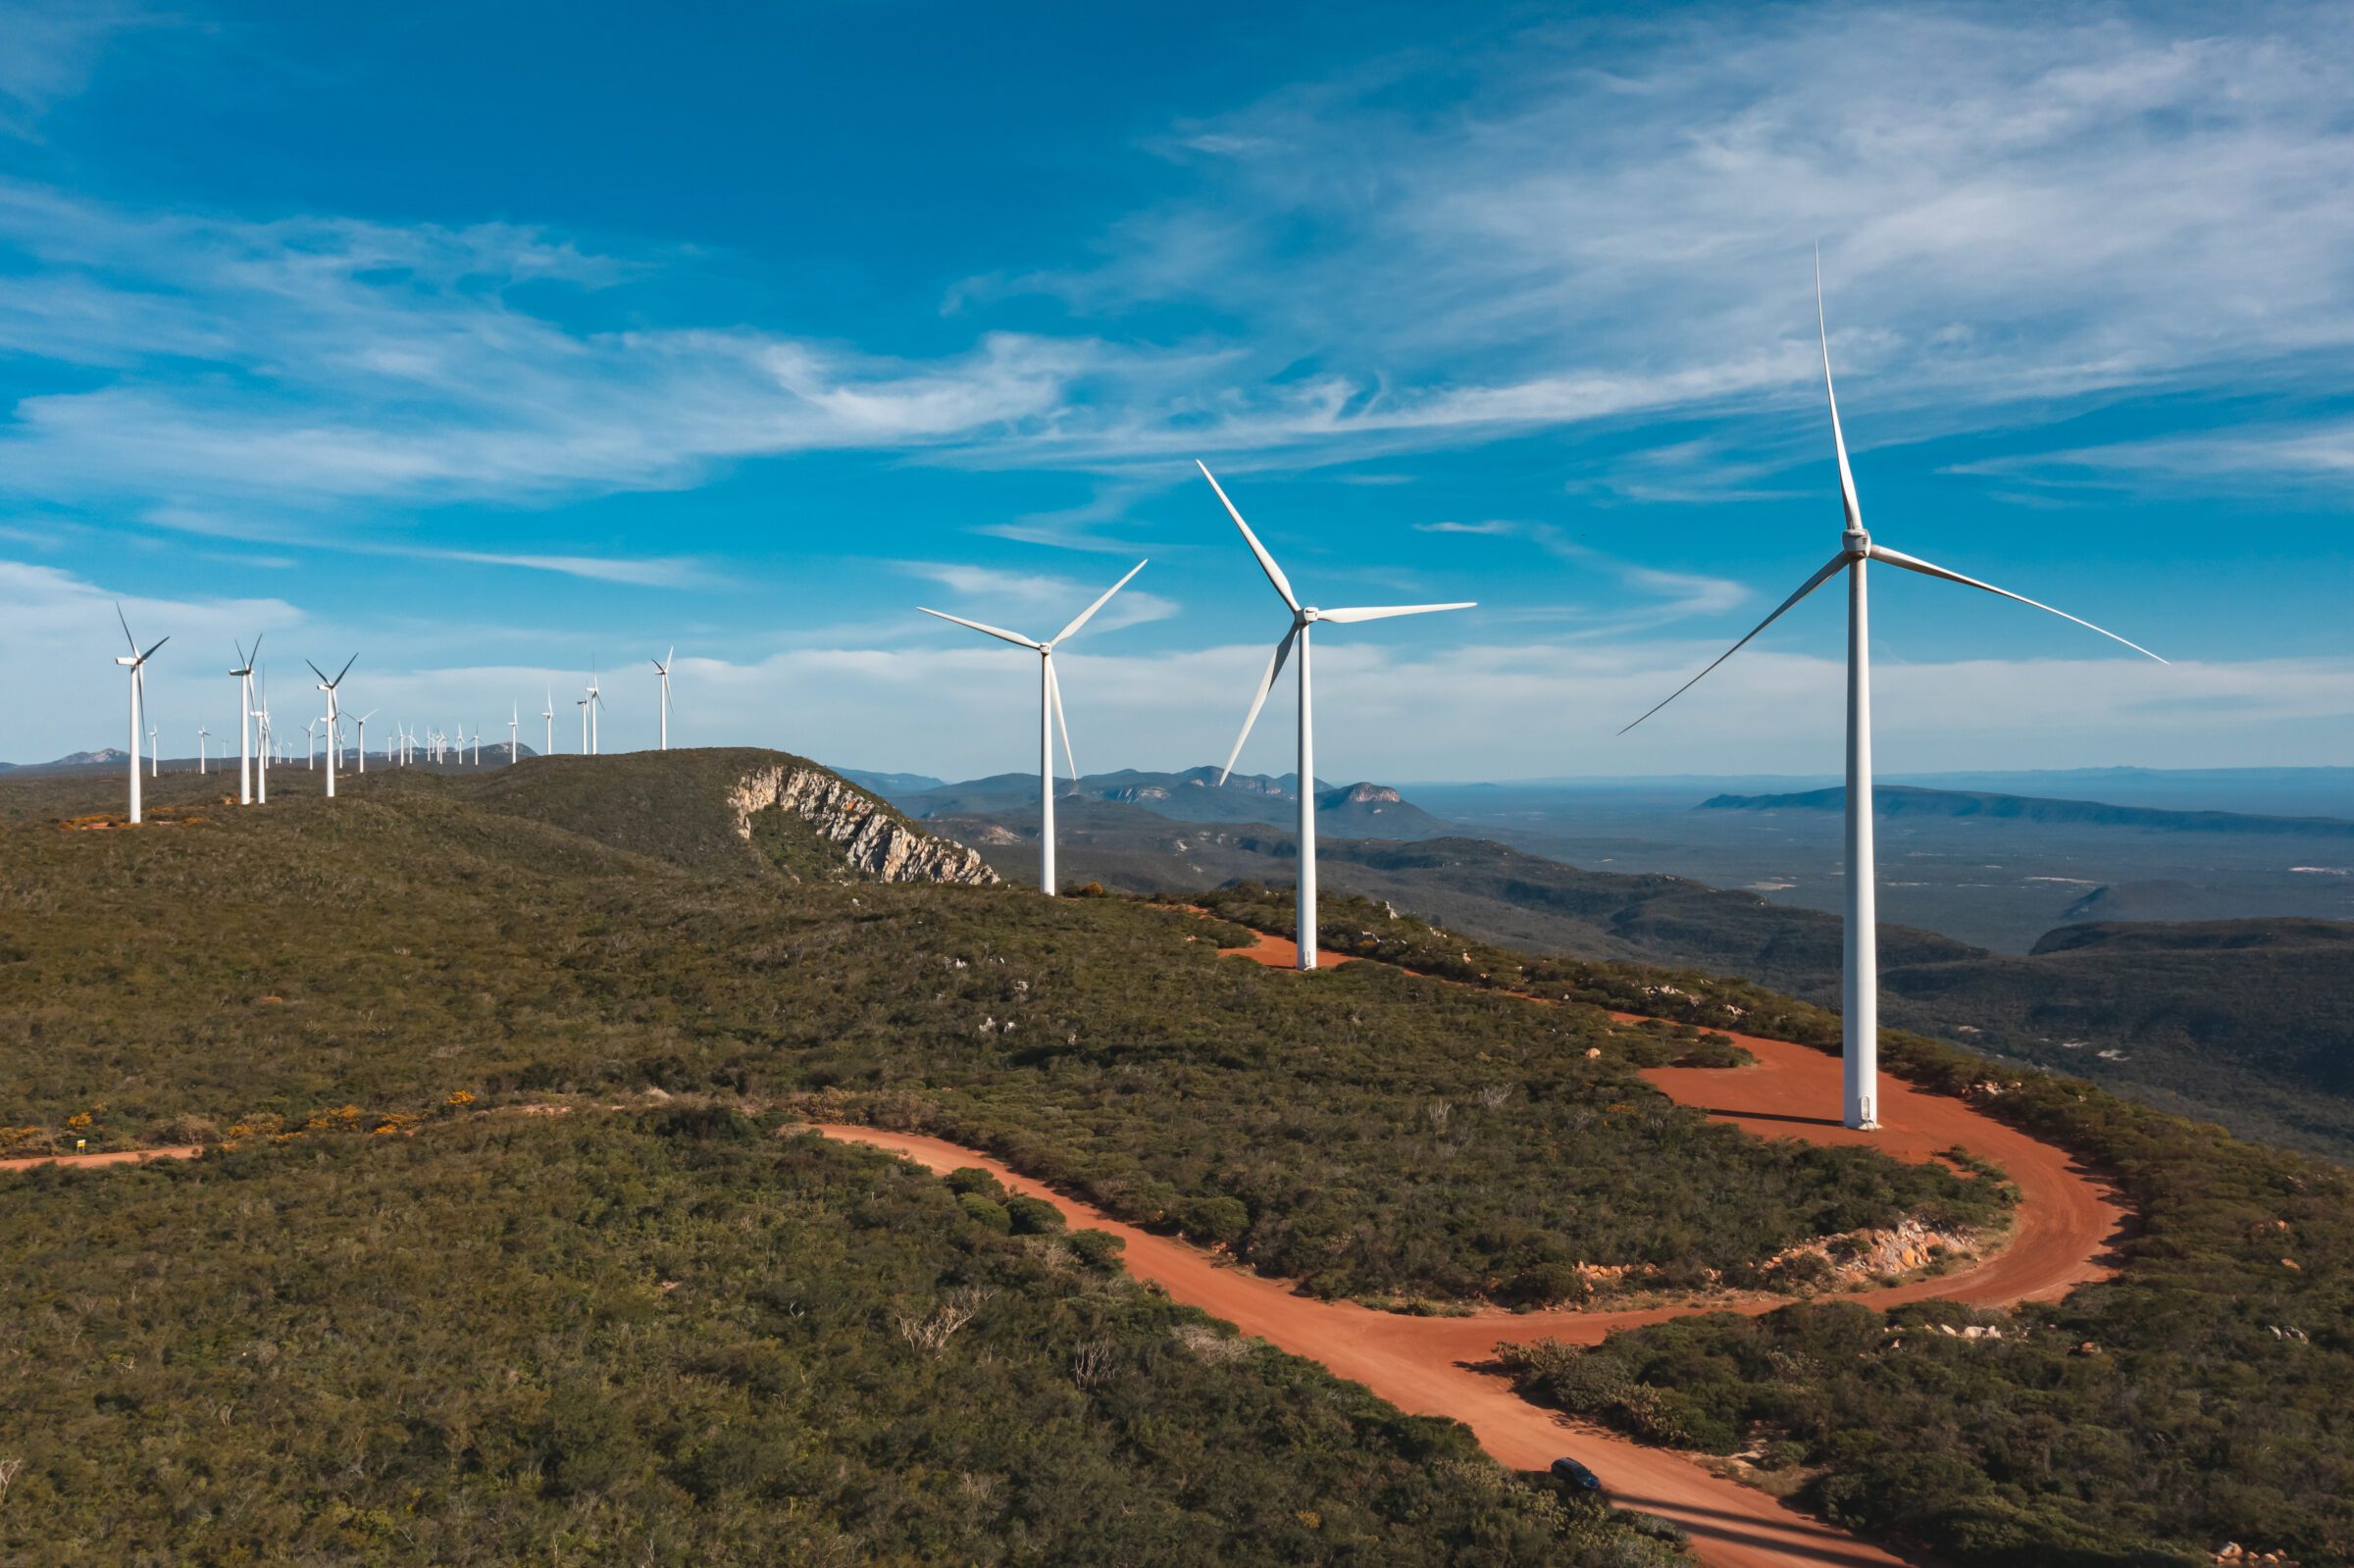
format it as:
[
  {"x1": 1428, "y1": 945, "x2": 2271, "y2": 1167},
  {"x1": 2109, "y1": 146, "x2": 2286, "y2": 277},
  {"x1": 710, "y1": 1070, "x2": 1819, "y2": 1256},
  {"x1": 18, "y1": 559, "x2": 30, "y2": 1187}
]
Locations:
[{"x1": 728, "y1": 765, "x2": 999, "y2": 885}]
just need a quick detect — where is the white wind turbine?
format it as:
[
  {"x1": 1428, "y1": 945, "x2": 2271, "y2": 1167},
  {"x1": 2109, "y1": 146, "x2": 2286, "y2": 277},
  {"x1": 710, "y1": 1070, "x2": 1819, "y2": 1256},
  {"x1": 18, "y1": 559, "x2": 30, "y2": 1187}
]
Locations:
[
  {"x1": 586, "y1": 668, "x2": 603, "y2": 754},
  {"x1": 230, "y1": 637, "x2": 261, "y2": 805},
  {"x1": 576, "y1": 692, "x2": 589, "y2": 754},
  {"x1": 540, "y1": 688, "x2": 554, "y2": 758},
  {"x1": 508, "y1": 702, "x2": 520, "y2": 764},
  {"x1": 198, "y1": 727, "x2": 209, "y2": 775},
  {"x1": 1198, "y1": 461, "x2": 1474, "y2": 970},
  {"x1": 254, "y1": 668, "x2": 271, "y2": 803},
  {"x1": 1620, "y1": 265, "x2": 2167, "y2": 1130},
  {"x1": 918, "y1": 559, "x2": 1148, "y2": 896},
  {"x1": 355, "y1": 710, "x2": 377, "y2": 774},
  {"x1": 307, "y1": 655, "x2": 356, "y2": 799},
  {"x1": 113, "y1": 607, "x2": 168, "y2": 825},
  {"x1": 147, "y1": 715, "x2": 159, "y2": 778},
  {"x1": 651, "y1": 648, "x2": 674, "y2": 750}
]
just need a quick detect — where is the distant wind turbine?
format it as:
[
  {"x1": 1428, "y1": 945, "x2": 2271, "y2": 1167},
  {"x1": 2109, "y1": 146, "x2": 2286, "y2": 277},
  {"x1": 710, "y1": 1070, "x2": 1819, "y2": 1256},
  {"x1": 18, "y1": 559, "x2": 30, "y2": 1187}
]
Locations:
[
  {"x1": 508, "y1": 702, "x2": 519, "y2": 764},
  {"x1": 1198, "y1": 461, "x2": 1473, "y2": 970},
  {"x1": 354, "y1": 710, "x2": 377, "y2": 774},
  {"x1": 307, "y1": 655, "x2": 356, "y2": 799},
  {"x1": 651, "y1": 648, "x2": 674, "y2": 750},
  {"x1": 1619, "y1": 261, "x2": 2166, "y2": 1130},
  {"x1": 230, "y1": 637, "x2": 261, "y2": 805},
  {"x1": 147, "y1": 717, "x2": 159, "y2": 779},
  {"x1": 198, "y1": 727, "x2": 209, "y2": 775},
  {"x1": 919, "y1": 559, "x2": 1147, "y2": 896},
  {"x1": 576, "y1": 692, "x2": 589, "y2": 754},
  {"x1": 586, "y1": 666, "x2": 603, "y2": 754},
  {"x1": 540, "y1": 688, "x2": 554, "y2": 758},
  {"x1": 113, "y1": 606, "x2": 168, "y2": 825}
]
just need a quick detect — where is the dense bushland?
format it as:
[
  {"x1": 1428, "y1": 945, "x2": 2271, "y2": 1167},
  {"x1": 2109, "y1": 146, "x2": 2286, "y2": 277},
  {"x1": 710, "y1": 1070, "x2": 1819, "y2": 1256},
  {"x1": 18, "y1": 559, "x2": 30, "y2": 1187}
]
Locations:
[{"x1": 0, "y1": 1113, "x2": 1672, "y2": 1566}]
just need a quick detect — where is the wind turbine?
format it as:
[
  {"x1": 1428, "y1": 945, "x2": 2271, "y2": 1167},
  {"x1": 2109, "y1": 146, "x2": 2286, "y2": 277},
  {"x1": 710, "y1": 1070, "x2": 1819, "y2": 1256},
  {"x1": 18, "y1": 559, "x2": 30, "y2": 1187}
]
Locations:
[
  {"x1": 254, "y1": 668, "x2": 270, "y2": 804},
  {"x1": 586, "y1": 667, "x2": 603, "y2": 754},
  {"x1": 113, "y1": 607, "x2": 168, "y2": 825},
  {"x1": 651, "y1": 648, "x2": 674, "y2": 750},
  {"x1": 198, "y1": 727, "x2": 209, "y2": 775},
  {"x1": 307, "y1": 655, "x2": 356, "y2": 799},
  {"x1": 354, "y1": 711, "x2": 377, "y2": 774},
  {"x1": 540, "y1": 688, "x2": 554, "y2": 758},
  {"x1": 1198, "y1": 462, "x2": 1473, "y2": 970},
  {"x1": 918, "y1": 560, "x2": 1147, "y2": 896},
  {"x1": 576, "y1": 692, "x2": 589, "y2": 754},
  {"x1": 147, "y1": 717, "x2": 159, "y2": 778},
  {"x1": 230, "y1": 637, "x2": 261, "y2": 805},
  {"x1": 508, "y1": 702, "x2": 520, "y2": 763},
  {"x1": 1619, "y1": 264, "x2": 2166, "y2": 1130}
]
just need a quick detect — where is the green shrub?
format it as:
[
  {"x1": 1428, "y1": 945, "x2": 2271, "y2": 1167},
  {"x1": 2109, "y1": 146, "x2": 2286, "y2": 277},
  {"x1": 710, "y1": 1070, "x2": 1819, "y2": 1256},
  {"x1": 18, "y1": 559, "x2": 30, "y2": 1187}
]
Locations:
[{"x1": 956, "y1": 1192, "x2": 1012, "y2": 1233}]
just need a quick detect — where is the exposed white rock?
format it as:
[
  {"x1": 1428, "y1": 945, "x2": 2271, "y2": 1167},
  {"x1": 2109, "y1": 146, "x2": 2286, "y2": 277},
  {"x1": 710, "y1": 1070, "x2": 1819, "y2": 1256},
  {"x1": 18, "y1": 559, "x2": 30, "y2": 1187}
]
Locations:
[{"x1": 727, "y1": 765, "x2": 999, "y2": 886}]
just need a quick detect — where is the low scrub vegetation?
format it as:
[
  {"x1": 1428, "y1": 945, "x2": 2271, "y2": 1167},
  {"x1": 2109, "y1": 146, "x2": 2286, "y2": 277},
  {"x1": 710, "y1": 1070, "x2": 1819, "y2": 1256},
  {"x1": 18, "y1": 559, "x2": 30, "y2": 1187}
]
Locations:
[{"x1": 0, "y1": 1112, "x2": 1670, "y2": 1565}]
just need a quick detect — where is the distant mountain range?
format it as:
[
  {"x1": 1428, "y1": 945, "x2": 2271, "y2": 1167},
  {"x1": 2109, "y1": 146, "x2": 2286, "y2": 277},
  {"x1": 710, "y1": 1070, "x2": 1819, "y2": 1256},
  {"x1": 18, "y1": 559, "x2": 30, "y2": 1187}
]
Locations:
[
  {"x1": 1702, "y1": 784, "x2": 2354, "y2": 837},
  {"x1": 871, "y1": 766, "x2": 1454, "y2": 837}
]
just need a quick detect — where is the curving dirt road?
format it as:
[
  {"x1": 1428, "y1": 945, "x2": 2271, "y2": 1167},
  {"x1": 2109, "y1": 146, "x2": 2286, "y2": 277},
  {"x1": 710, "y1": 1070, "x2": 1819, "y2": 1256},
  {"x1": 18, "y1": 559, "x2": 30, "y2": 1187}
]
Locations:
[{"x1": 812, "y1": 922, "x2": 2127, "y2": 1568}]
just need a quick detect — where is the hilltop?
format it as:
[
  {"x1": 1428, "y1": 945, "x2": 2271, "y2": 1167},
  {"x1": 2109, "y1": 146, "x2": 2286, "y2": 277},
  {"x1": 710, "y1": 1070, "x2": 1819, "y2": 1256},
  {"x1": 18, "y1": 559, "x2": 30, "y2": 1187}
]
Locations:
[{"x1": 7, "y1": 750, "x2": 2353, "y2": 1566}]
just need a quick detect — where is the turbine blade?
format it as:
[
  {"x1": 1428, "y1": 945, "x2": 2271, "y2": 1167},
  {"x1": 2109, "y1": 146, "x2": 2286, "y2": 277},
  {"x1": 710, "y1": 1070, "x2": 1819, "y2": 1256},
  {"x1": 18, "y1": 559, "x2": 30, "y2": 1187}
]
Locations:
[
  {"x1": 1219, "y1": 627, "x2": 1297, "y2": 785},
  {"x1": 1197, "y1": 461, "x2": 1300, "y2": 612},
  {"x1": 1817, "y1": 248, "x2": 1864, "y2": 532},
  {"x1": 1047, "y1": 659, "x2": 1078, "y2": 789},
  {"x1": 1315, "y1": 601, "x2": 1476, "y2": 624},
  {"x1": 1619, "y1": 550, "x2": 1852, "y2": 734},
  {"x1": 140, "y1": 635, "x2": 170, "y2": 662},
  {"x1": 306, "y1": 658, "x2": 330, "y2": 683},
  {"x1": 1049, "y1": 558, "x2": 1148, "y2": 646},
  {"x1": 916, "y1": 606, "x2": 1042, "y2": 648},
  {"x1": 1866, "y1": 544, "x2": 2168, "y2": 663},
  {"x1": 116, "y1": 603, "x2": 138, "y2": 655},
  {"x1": 333, "y1": 653, "x2": 357, "y2": 686}
]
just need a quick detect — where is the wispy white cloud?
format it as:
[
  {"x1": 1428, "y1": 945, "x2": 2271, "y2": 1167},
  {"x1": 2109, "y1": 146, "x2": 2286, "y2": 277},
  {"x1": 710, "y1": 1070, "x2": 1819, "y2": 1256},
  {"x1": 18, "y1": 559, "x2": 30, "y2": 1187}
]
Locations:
[
  {"x1": 1957, "y1": 419, "x2": 2354, "y2": 491},
  {"x1": 0, "y1": 2, "x2": 152, "y2": 139},
  {"x1": 1413, "y1": 518, "x2": 1749, "y2": 621}
]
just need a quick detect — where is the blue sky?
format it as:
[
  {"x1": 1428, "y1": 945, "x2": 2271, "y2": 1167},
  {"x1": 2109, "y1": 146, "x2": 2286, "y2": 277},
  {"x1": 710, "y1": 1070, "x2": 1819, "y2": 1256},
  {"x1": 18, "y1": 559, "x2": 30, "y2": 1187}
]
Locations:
[{"x1": 3, "y1": 1, "x2": 2351, "y2": 780}]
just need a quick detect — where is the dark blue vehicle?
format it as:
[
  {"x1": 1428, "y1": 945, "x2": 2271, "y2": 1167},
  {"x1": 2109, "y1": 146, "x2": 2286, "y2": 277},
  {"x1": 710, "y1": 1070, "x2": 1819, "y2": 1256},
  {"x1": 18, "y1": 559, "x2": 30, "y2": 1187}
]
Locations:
[{"x1": 1550, "y1": 1456, "x2": 1604, "y2": 1493}]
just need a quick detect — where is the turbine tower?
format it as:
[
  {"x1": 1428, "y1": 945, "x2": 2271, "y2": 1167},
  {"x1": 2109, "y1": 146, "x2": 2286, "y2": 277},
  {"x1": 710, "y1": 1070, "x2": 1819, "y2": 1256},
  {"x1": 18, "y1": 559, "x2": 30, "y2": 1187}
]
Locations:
[
  {"x1": 254, "y1": 668, "x2": 270, "y2": 804},
  {"x1": 1620, "y1": 264, "x2": 2166, "y2": 1130},
  {"x1": 307, "y1": 655, "x2": 356, "y2": 799},
  {"x1": 230, "y1": 637, "x2": 261, "y2": 805},
  {"x1": 198, "y1": 727, "x2": 209, "y2": 775},
  {"x1": 586, "y1": 668, "x2": 603, "y2": 754},
  {"x1": 508, "y1": 701, "x2": 519, "y2": 764},
  {"x1": 355, "y1": 710, "x2": 377, "y2": 774},
  {"x1": 113, "y1": 607, "x2": 168, "y2": 825},
  {"x1": 147, "y1": 717, "x2": 159, "y2": 778},
  {"x1": 1198, "y1": 461, "x2": 1473, "y2": 969},
  {"x1": 541, "y1": 688, "x2": 554, "y2": 758},
  {"x1": 918, "y1": 559, "x2": 1147, "y2": 896},
  {"x1": 651, "y1": 648, "x2": 674, "y2": 750}
]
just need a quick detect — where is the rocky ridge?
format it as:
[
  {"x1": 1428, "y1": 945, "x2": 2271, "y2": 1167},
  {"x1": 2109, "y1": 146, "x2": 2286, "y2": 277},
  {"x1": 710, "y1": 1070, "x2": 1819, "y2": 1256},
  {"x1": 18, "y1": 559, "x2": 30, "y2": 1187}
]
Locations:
[{"x1": 728, "y1": 764, "x2": 999, "y2": 885}]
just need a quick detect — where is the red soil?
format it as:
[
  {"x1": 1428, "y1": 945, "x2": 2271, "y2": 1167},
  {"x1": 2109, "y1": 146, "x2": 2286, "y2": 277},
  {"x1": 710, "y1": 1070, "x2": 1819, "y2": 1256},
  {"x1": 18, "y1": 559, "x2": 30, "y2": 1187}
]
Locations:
[{"x1": 0, "y1": 1144, "x2": 202, "y2": 1171}]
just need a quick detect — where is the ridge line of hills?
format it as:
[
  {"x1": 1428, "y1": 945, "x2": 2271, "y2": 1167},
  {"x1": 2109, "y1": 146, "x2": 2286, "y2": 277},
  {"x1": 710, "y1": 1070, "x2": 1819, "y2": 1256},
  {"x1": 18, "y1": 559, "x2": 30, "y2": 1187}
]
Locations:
[{"x1": 1704, "y1": 782, "x2": 2354, "y2": 836}]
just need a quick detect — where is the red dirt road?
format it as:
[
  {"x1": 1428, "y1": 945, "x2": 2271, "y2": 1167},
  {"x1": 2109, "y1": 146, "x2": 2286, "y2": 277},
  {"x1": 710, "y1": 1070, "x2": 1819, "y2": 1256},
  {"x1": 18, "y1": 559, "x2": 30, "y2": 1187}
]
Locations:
[
  {"x1": 0, "y1": 1144, "x2": 201, "y2": 1172},
  {"x1": 811, "y1": 921, "x2": 2127, "y2": 1568}
]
